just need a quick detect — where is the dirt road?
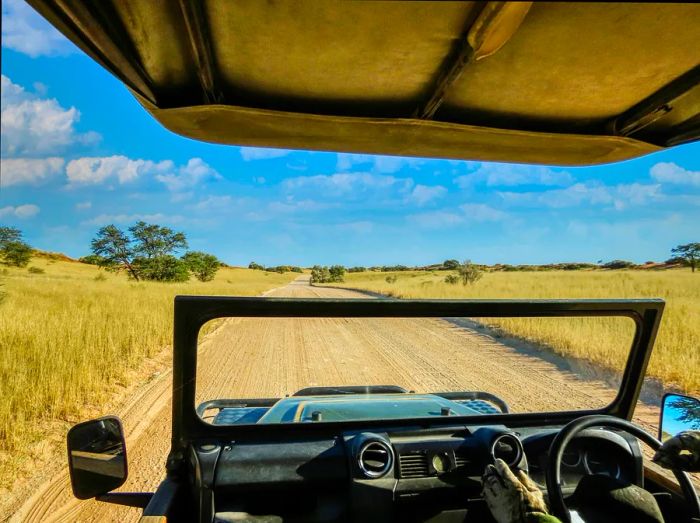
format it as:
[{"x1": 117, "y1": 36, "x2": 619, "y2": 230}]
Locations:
[{"x1": 9, "y1": 277, "x2": 670, "y2": 522}]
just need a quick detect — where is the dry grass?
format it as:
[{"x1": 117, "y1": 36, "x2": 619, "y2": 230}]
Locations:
[
  {"x1": 328, "y1": 269, "x2": 700, "y2": 394},
  {"x1": 0, "y1": 258, "x2": 296, "y2": 485}
]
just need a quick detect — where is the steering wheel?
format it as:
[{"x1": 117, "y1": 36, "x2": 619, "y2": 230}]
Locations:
[{"x1": 545, "y1": 415, "x2": 700, "y2": 523}]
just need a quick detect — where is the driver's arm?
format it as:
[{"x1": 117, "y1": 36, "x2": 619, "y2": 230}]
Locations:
[{"x1": 482, "y1": 458, "x2": 561, "y2": 523}]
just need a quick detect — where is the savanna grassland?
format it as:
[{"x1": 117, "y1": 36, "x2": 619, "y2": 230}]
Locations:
[
  {"x1": 326, "y1": 269, "x2": 700, "y2": 395},
  {"x1": 0, "y1": 256, "x2": 296, "y2": 489}
]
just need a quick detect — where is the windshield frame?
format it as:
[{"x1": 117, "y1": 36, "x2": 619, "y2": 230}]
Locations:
[{"x1": 171, "y1": 297, "x2": 663, "y2": 452}]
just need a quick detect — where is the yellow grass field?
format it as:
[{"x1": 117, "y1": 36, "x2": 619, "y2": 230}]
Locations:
[
  {"x1": 0, "y1": 257, "x2": 296, "y2": 487},
  {"x1": 327, "y1": 269, "x2": 700, "y2": 395}
]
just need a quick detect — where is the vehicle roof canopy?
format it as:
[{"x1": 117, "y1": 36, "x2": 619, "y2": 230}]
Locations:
[{"x1": 28, "y1": 1, "x2": 700, "y2": 165}]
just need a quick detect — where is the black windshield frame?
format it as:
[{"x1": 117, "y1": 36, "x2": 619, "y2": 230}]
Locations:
[{"x1": 170, "y1": 297, "x2": 663, "y2": 458}]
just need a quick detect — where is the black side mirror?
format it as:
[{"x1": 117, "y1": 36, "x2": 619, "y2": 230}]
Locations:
[
  {"x1": 659, "y1": 393, "x2": 700, "y2": 442},
  {"x1": 67, "y1": 416, "x2": 128, "y2": 499}
]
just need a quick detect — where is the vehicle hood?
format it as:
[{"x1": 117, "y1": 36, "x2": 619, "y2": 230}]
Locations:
[{"x1": 211, "y1": 393, "x2": 501, "y2": 425}]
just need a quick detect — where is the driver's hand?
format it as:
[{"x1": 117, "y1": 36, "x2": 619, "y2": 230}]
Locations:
[
  {"x1": 652, "y1": 430, "x2": 700, "y2": 472},
  {"x1": 482, "y1": 458, "x2": 552, "y2": 523}
]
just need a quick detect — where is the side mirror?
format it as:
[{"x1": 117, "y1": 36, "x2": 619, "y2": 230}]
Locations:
[
  {"x1": 659, "y1": 393, "x2": 700, "y2": 442},
  {"x1": 67, "y1": 416, "x2": 128, "y2": 499}
]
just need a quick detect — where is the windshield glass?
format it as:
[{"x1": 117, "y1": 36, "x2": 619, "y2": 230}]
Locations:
[{"x1": 195, "y1": 292, "x2": 636, "y2": 425}]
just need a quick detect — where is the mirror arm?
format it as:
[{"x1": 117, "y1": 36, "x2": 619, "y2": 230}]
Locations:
[{"x1": 95, "y1": 492, "x2": 153, "y2": 508}]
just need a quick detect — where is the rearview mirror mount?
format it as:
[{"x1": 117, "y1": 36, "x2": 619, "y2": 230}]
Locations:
[
  {"x1": 659, "y1": 393, "x2": 700, "y2": 442},
  {"x1": 67, "y1": 416, "x2": 128, "y2": 499}
]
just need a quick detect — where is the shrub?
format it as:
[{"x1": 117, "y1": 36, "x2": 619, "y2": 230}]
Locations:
[
  {"x1": 27, "y1": 266, "x2": 45, "y2": 274},
  {"x1": 457, "y1": 260, "x2": 483, "y2": 285},
  {"x1": 310, "y1": 265, "x2": 345, "y2": 284},
  {"x1": 348, "y1": 266, "x2": 366, "y2": 273},
  {"x1": 0, "y1": 226, "x2": 32, "y2": 268},
  {"x1": 132, "y1": 255, "x2": 189, "y2": 282},
  {"x1": 602, "y1": 260, "x2": 636, "y2": 270},
  {"x1": 248, "y1": 261, "x2": 264, "y2": 270},
  {"x1": 444, "y1": 274, "x2": 459, "y2": 284},
  {"x1": 385, "y1": 275, "x2": 398, "y2": 284},
  {"x1": 79, "y1": 254, "x2": 106, "y2": 265},
  {"x1": 182, "y1": 251, "x2": 220, "y2": 282},
  {"x1": 94, "y1": 272, "x2": 107, "y2": 282}
]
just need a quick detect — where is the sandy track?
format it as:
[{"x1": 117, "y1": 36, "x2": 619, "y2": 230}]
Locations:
[{"x1": 9, "y1": 277, "x2": 675, "y2": 522}]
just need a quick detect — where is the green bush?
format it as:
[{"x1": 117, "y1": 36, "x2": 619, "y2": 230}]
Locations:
[
  {"x1": 348, "y1": 266, "x2": 366, "y2": 273},
  {"x1": 27, "y1": 266, "x2": 45, "y2": 274},
  {"x1": 444, "y1": 274, "x2": 459, "y2": 284},
  {"x1": 133, "y1": 255, "x2": 190, "y2": 282},
  {"x1": 182, "y1": 251, "x2": 220, "y2": 282},
  {"x1": 0, "y1": 227, "x2": 32, "y2": 268},
  {"x1": 248, "y1": 261, "x2": 264, "y2": 270},
  {"x1": 385, "y1": 275, "x2": 398, "y2": 284}
]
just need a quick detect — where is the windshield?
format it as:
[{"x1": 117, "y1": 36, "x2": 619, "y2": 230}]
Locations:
[{"x1": 194, "y1": 289, "x2": 639, "y2": 425}]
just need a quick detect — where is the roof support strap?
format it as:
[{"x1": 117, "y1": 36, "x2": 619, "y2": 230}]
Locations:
[{"x1": 415, "y1": 1, "x2": 532, "y2": 120}]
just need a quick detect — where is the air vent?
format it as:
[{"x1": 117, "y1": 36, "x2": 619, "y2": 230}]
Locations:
[
  {"x1": 454, "y1": 450, "x2": 471, "y2": 469},
  {"x1": 358, "y1": 440, "x2": 393, "y2": 478},
  {"x1": 399, "y1": 453, "x2": 430, "y2": 478},
  {"x1": 491, "y1": 434, "x2": 523, "y2": 467}
]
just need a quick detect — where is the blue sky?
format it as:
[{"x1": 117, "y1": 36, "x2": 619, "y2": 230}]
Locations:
[{"x1": 1, "y1": 1, "x2": 699, "y2": 267}]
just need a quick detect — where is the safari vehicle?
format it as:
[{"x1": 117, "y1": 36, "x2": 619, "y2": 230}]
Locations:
[{"x1": 27, "y1": 1, "x2": 700, "y2": 522}]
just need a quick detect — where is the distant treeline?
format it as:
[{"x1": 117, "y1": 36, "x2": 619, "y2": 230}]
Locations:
[
  {"x1": 248, "y1": 262, "x2": 303, "y2": 274},
  {"x1": 325, "y1": 258, "x2": 693, "y2": 273}
]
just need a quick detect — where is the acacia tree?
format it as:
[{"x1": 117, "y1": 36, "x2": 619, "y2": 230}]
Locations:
[
  {"x1": 90, "y1": 222, "x2": 190, "y2": 281},
  {"x1": 671, "y1": 243, "x2": 700, "y2": 272},
  {"x1": 0, "y1": 226, "x2": 33, "y2": 268},
  {"x1": 91, "y1": 225, "x2": 140, "y2": 280}
]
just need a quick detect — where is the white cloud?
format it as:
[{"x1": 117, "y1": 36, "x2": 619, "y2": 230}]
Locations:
[
  {"x1": 66, "y1": 156, "x2": 219, "y2": 191},
  {"x1": 66, "y1": 155, "x2": 171, "y2": 185},
  {"x1": 407, "y1": 211, "x2": 464, "y2": 229},
  {"x1": 75, "y1": 201, "x2": 92, "y2": 210},
  {"x1": 455, "y1": 163, "x2": 573, "y2": 188},
  {"x1": 1, "y1": 0, "x2": 76, "y2": 57},
  {"x1": 284, "y1": 172, "x2": 413, "y2": 198},
  {"x1": 405, "y1": 184, "x2": 447, "y2": 206},
  {"x1": 1, "y1": 75, "x2": 98, "y2": 156},
  {"x1": 499, "y1": 181, "x2": 666, "y2": 210},
  {"x1": 155, "y1": 158, "x2": 220, "y2": 191},
  {"x1": 650, "y1": 162, "x2": 700, "y2": 186},
  {"x1": 0, "y1": 203, "x2": 40, "y2": 218},
  {"x1": 336, "y1": 153, "x2": 424, "y2": 174},
  {"x1": 0, "y1": 157, "x2": 64, "y2": 186},
  {"x1": 240, "y1": 147, "x2": 292, "y2": 161},
  {"x1": 83, "y1": 213, "x2": 184, "y2": 226},
  {"x1": 460, "y1": 203, "x2": 508, "y2": 222}
]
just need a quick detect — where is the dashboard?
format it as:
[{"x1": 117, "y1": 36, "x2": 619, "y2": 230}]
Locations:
[{"x1": 201, "y1": 423, "x2": 642, "y2": 522}]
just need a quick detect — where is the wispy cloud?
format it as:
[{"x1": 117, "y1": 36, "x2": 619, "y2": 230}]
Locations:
[
  {"x1": 336, "y1": 153, "x2": 424, "y2": 174},
  {"x1": 83, "y1": 212, "x2": 185, "y2": 227},
  {"x1": 405, "y1": 184, "x2": 447, "y2": 206},
  {"x1": 455, "y1": 163, "x2": 573, "y2": 188},
  {"x1": 650, "y1": 162, "x2": 700, "y2": 186},
  {"x1": 1, "y1": 0, "x2": 76, "y2": 58},
  {"x1": 240, "y1": 147, "x2": 292, "y2": 161},
  {"x1": 460, "y1": 203, "x2": 508, "y2": 222},
  {"x1": 407, "y1": 210, "x2": 464, "y2": 229},
  {"x1": 154, "y1": 158, "x2": 220, "y2": 192},
  {"x1": 283, "y1": 172, "x2": 414, "y2": 199}
]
